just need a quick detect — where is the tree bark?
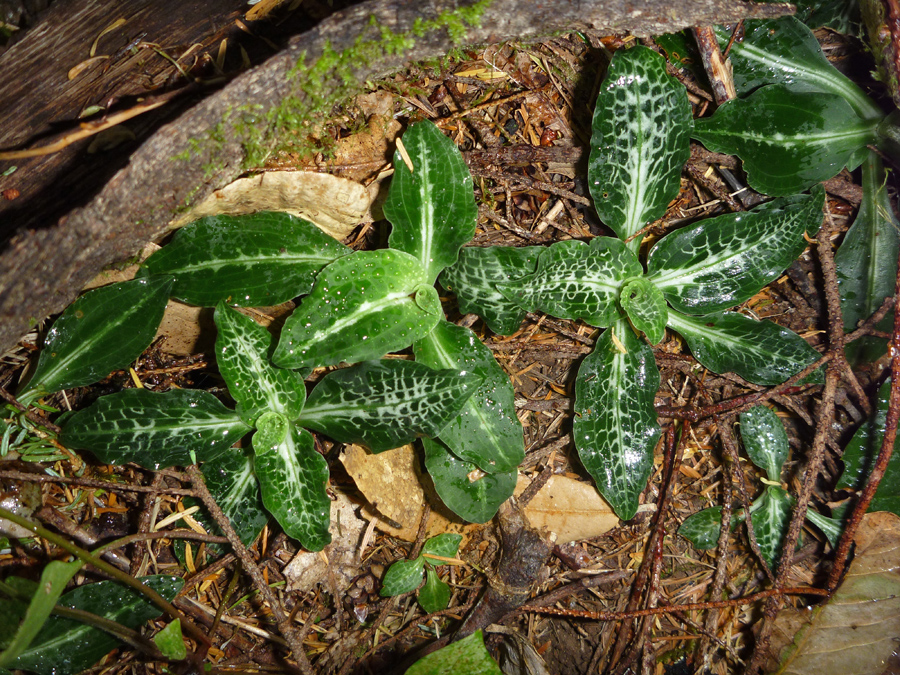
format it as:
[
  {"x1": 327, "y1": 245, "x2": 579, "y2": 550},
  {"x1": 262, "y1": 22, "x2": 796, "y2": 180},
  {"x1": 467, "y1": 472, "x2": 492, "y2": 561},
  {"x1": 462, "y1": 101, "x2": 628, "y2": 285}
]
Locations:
[{"x1": 0, "y1": 0, "x2": 792, "y2": 355}]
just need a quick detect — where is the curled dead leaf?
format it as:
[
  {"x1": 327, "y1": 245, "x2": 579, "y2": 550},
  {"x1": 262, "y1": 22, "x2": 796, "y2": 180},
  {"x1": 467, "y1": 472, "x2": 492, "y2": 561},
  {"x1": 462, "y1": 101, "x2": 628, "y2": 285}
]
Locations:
[{"x1": 515, "y1": 474, "x2": 619, "y2": 544}]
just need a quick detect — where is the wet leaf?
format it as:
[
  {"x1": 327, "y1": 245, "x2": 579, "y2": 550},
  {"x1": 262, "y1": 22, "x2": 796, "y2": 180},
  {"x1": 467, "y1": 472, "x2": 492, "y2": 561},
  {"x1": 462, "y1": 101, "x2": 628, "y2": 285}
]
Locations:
[
  {"x1": 666, "y1": 311, "x2": 823, "y2": 386},
  {"x1": 619, "y1": 277, "x2": 667, "y2": 345},
  {"x1": 417, "y1": 568, "x2": 451, "y2": 614},
  {"x1": 20, "y1": 277, "x2": 173, "y2": 400},
  {"x1": 440, "y1": 246, "x2": 542, "y2": 335},
  {"x1": 405, "y1": 630, "x2": 503, "y2": 675},
  {"x1": 414, "y1": 321, "x2": 524, "y2": 473},
  {"x1": 836, "y1": 152, "x2": 899, "y2": 363},
  {"x1": 60, "y1": 389, "x2": 251, "y2": 470},
  {"x1": 197, "y1": 449, "x2": 268, "y2": 548},
  {"x1": 573, "y1": 321, "x2": 660, "y2": 520},
  {"x1": 740, "y1": 405, "x2": 790, "y2": 481},
  {"x1": 273, "y1": 249, "x2": 442, "y2": 369},
  {"x1": 648, "y1": 189, "x2": 824, "y2": 315},
  {"x1": 422, "y1": 437, "x2": 517, "y2": 523},
  {"x1": 505, "y1": 237, "x2": 641, "y2": 328},
  {"x1": 140, "y1": 212, "x2": 349, "y2": 307},
  {"x1": 253, "y1": 414, "x2": 331, "y2": 551},
  {"x1": 751, "y1": 486, "x2": 793, "y2": 569},
  {"x1": 385, "y1": 120, "x2": 477, "y2": 284},
  {"x1": 693, "y1": 86, "x2": 877, "y2": 196},
  {"x1": 588, "y1": 45, "x2": 692, "y2": 250},
  {"x1": 301, "y1": 360, "x2": 482, "y2": 453},
  {"x1": 214, "y1": 303, "x2": 306, "y2": 425}
]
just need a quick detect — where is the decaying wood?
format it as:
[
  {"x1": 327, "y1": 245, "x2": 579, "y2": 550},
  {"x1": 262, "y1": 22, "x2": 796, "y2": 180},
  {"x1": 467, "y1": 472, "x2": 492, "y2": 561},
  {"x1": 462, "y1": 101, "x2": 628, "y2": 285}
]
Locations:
[{"x1": 0, "y1": 0, "x2": 793, "y2": 355}]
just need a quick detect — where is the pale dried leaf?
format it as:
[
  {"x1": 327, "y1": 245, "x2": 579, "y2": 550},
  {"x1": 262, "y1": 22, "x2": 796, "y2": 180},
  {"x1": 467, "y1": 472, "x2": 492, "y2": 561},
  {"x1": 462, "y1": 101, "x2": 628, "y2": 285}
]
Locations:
[{"x1": 515, "y1": 474, "x2": 619, "y2": 544}]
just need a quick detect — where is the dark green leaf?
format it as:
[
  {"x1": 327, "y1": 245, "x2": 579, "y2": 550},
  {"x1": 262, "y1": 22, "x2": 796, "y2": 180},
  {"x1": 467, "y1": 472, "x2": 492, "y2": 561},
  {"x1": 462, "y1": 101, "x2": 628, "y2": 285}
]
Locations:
[
  {"x1": 740, "y1": 405, "x2": 789, "y2": 481},
  {"x1": 421, "y1": 533, "x2": 462, "y2": 561},
  {"x1": 60, "y1": 389, "x2": 250, "y2": 470},
  {"x1": 839, "y1": 379, "x2": 900, "y2": 516},
  {"x1": 214, "y1": 303, "x2": 306, "y2": 424},
  {"x1": 573, "y1": 321, "x2": 661, "y2": 520},
  {"x1": 693, "y1": 86, "x2": 877, "y2": 196},
  {"x1": 252, "y1": 415, "x2": 330, "y2": 551},
  {"x1": 405, "y1": 630, "x2": 503, "y2": 675},
  {"x1": 153, "y1": 620, "x2": 186, "y2": 660},
  {"x1": 666, "y1": 310, "x2": 823, "y2": 386},
  {"x1": 20, "y1": 277, "x2": 173, "y2": 400},
  {"x1": 794, "y1": 1, "x2": 858, "y2": 33},
  {"x1": 836, "y1": 152, "x2": 899, "y2": 363},
  {"x1": 140, "y1": 212, "x2": 349, "y2": 307},
  {"x1": 414, "y1": 321, "x2": 524, "y2": 473},
  {"x1": 379, "y1": 559, "x2": 425, "y2": 597},
  {"x1": 417, "y1": 568, "x2": 451, "y2": 614},
  {"x1": 720, "y1": 17, "x2": 878, "y2": 119},
  {"x1": 506, "y1": 237, "x2": 640, "y2": 327},
  {"x1": 384, "y1": 120, "x2": 477, "y2": 284},
  {"x1": 439, "y1": 246, "x2": 542, "y2": 335},
  {"x1": 0, "y1": 561, "x2": 82, "y2": 668},
  {"x1": 422, "y1": 437, "x2": 517, "y2": 523},
  {"x1": 679, "y1": 506, "x2": 746, "y2": 550},
  {"x1": 751, "y1": 486, "x2": 793, "y2": 568},
  {"x1": 273, "y1": 250, "x2": 442, "y2": 369},
  {"x1": 619, "y1": 277, "x2": 668, "y2": 345},
  {"x1": 588, "y1": 45, "x2": 692, "y2": 250},
  {"x1": 198, "y1": 449, "x2": 268, "y2": 548},
  {"x1": 301, "y1": 360, "x2": 482, "y2": 453},
  {"x1": 8, "y1": 576, "x2": 183, "y2": 675},
  {"x1": 647, "y1": 189, "x2": 824, "y2": 315}
]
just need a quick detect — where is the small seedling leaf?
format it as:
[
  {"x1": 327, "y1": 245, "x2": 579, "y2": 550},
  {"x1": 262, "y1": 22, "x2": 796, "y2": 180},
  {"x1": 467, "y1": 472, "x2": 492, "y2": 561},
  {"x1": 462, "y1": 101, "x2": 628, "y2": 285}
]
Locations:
[
  {"x1": 421, "y1": 533, "x2": 462, "y2": 561},
  {"x1": 153, "y1": 620, "x2": 186, "y2": 660},
  {"x1": 380, "y1": 559, "x2": 425, "y2": 597},
  {"x1": 751, "y1": 486, "x2": 793, "y2": 569},
  {"x1": 405, "y1": 630, "x2": 503, "y2": 675},
  {"x1": 417, "y1": 568, "x2": 451, "y2": 614},
  {"x1": 740, "y1": 405, "x2": 790, "y2": 482}
]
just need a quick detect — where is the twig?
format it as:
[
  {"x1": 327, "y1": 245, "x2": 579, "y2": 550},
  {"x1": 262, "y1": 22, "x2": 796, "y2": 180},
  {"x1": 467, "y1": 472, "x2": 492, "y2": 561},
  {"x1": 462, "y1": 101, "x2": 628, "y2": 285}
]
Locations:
[
  {"x1": 0, "y1": 469, "x2": 199, "y2": 496},
  {"x1": 692, "y1": 26, "x2": 737, "y2": 104}
]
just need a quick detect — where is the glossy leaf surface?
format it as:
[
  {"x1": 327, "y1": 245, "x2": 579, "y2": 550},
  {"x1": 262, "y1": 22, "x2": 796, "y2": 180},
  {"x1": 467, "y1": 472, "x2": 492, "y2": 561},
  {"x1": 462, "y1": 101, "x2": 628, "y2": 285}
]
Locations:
[
  {"x1": 199, "y1": 449, "x2": 268, "y2": 547},
  {"x1": 60, "y1": 389, "x2": 250, "y2": 470},
  {"x1": 804, "y1": 508, "x2": 843, "y2": 548},
  {"x1": 153, "y1": 620, "x2": 186, "y2": 660},
  {"x1": 836, "y1": 153, "x2": 899, "y2": 363},
  {"x1": 440, "y1": 246, "x2": 541, "y2": 335},
  {"x1": 7, "y1": 576, "x2": 183, "y2": 675},
  {"x1": 384, "y1": 120, "x2": 477, "y2": 284},
  {"x1": 0, "y1": 561, "x2": 82, "y2": 669},
  {"x1": 253, "y1": 414, "x2": 331, "y2": 551},
  {"x1": 648, "y1": 189, "x2": 824, "y2": 315},
  {"x1": 140, "y1": 212, "x2": 349, "y2": 307},
  {"x1": 720, "y1": 17, "x2": 880, "y2": 120},
  {"x1": 380, "y1": 559, "x2": 424, "y2": 597},
  {"x1": 414, "y1": 321, "x2": 523, "y2": 473},
  {"x1": 301, "y1": 359, "x2": 482, "y2": 453},
  {"x1": 418, "y1": 568, "x2": 451, "y2": 614},
  {"x1": 273, "y1": 249, "x2": 441, "y2": 369},
  {"x1": 423, "y1": 437, "x2": 517, "y2": 523},
  {"x1": 214, "y1": 303, "x2": 305, "y2": 424},
  {"x1": 588, "y1": 45, "x2": 692, "y2": 250},
  {"x1": 20, "y1": 277, "x2": 173, "y2": 400},
  {"x1": 693, "y1": 86, "x2": 877, "y2": 196},
  {"x1": 740, "y1": 405, "x2": 790, "y2": 482},
  {"x1": 406, "y1": 630, "x2": 503, "y2": 675},
  {"x1": 421, "y1": 533, "x2": 463, "y2": 560},
  {"x1": 573, "y1": 321, "x2": 660, "y2": 520},
  {"x1": 506, "y1": 237, "x2": 641, "y2": 327},
  {"x1": 751, "y1": 486, "x2": 793, "y2": 568},
  {"x1": 619, "y1": 277, "x2": 667, "y2": 345},
  {"x1": 839, "y1": 379, "x2": 900, "y2": 516},
  {"x1": 666, "y1": 311, "x2": 823, "y2": 386}
]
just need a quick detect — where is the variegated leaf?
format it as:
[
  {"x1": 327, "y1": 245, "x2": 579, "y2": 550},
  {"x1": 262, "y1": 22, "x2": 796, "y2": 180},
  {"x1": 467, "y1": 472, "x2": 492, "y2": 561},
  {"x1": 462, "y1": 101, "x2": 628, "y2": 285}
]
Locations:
[
  {"x1": 384, "y1": 120, "x2": 477, "y2": 284},
  {"x1": 422, "y1": 437, "x2": 517, "y2": 523},
  {"x1": 573, "y1": 321, "x2": 661, "y2": 520},
  {"x1": 252, "y1": 414, "x2": 330, "y2": 551},
  {"x1": 439, "y1": 246, "x2": 542, "y2": 335},
  {"x1": 198, "y1": 449, "x2": 268, "y2": 547},
  {"x1": 836, "y1": 152, "x2": 899, "y2": 363},
  {"x1": 751, "y1": 486, "x2": 793, "y2": 569},
  {"x1": 214, "y1": 303, "x2": 305, "y2": 425},
  {"x1": 692, "y1": 86, "x2": 877, "y2": 196},
  {"x1": 719, "y1": 17, "x2": 882, "y2": 121},
  {"x1": 300, "y1": 360, "x2": 482, "y2": 453},
  {"x1": 588, "y1": 45, "x2": 692, "y2": 250},
  {"x1": 666, "y1": 310, "x2": 822, "y2": 386},
  {"x1": 414, "y1": 321, "x2": 523, "y2": 473},
  {"x1": 619, "y1": 277, "x2": 668, "y2": 345},
  {"x1": 678, "y1": 505, "x2": 746, "y2": 550},
  {"x1": 506, "y1": 237, "x2": 641, "y2": 327},
  {"x1": 740, "y1": 405, "x2": 790, "y2": 482},
  {"x1": 647, "y1": 189, "x2": 824, "y2": 315},
  {"x1": 380, "y1": 558, "x2": 425, "y2": 597},
  {"x1": 273, "y1": 249, "x2": 442, "y2": 369},
  {"x1": 140, "y1": 212, "x2": 349, "y2": 307},
  {"x1": 20, "y1": 277, "x2": 173, "y2": 400},
  {"x1": 421, "y1": 533, "x2": 463, "y2": 560},
  {"x1": 60, "y1": 389, "x2": 250, "y2": 470}
]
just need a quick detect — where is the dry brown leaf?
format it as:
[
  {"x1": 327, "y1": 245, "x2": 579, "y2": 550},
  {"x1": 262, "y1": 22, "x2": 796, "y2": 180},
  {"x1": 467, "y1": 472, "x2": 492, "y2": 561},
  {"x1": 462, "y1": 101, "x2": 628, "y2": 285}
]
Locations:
[
  {"x1": 769, "y1": 511, "x2": 900, "y2": 674},
  {"x1": 515, "y1": 474, "x2": 619, "y2": 544},
  {"x1": 168, "y1": 171, "x2": 374, "y2": 240}
]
